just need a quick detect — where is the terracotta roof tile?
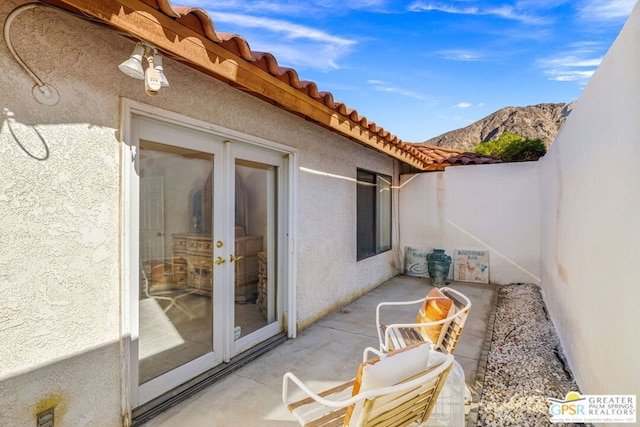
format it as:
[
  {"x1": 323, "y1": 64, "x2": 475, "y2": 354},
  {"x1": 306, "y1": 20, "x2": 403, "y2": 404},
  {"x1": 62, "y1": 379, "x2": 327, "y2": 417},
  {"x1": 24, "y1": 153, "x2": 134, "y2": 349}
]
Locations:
[
  {"x1": 407, "y1": 143, "x2": 501, "y2": 167},
  {"x1": 173, "y1": 7, "x2": 223, "y2": 42},
  {"x1": 153, "y1": 0, "x2": 181, "y2": 18},
  {"x1": 45, "y1": 0, "x2": 498, "y2": 170},
  {"x1": 215, "y1": 34, "x2": 253, "y2": 61}
]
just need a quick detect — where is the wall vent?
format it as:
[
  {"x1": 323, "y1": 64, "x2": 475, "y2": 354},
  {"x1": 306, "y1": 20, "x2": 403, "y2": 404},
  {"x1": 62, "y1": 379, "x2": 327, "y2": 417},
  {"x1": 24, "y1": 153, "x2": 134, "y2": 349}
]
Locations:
[{"x1": 36, "y1": 408, "x2": 54, "y2": 427}]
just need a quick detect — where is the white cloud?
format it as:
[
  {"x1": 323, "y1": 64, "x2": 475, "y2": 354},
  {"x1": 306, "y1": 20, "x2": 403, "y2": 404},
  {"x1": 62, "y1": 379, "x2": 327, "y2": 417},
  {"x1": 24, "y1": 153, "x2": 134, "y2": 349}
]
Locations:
[
  {"x1": 456, "y1": 102, "x2": 472, "y2": 108},
  {"x1": 438, "y1": 49, "x2": 484, "y2": 61},
  {"x1": 578, "y1": 0, "x2": 636, "y2": 21},
  {"x1": 367, "y1": 80, "x2": 427, "y2": 100},
  {"x1": 538, "y1": 55, "x2": 602, "y2": 68},
  {"x1": 314, "y1": 0, "x2": 391, "y2": 10},
  {"x1": 206, "y1": 11, "x2": 356, "y2": 70},
  {"x1": 193, "y1": 0, "x2": 394, "y2": 15},
  {"x1": 535, "y1": 36, "x2": 608, "y2": 85},
  {"x1": 408, "y1": 1, "x2": 552, "y2": 25},
  {"x1": 209, "y1": 12, "x2": 354, "y2": 47},
  {"x1": 544, "y1": 69, "x2": 595, "y2": 82},
  {"x1": 408, "y1": 3, "x2": 479, "y2": 15},
  {"x1": 537, "y1": 52, "x2": 602, "y2": 84}
]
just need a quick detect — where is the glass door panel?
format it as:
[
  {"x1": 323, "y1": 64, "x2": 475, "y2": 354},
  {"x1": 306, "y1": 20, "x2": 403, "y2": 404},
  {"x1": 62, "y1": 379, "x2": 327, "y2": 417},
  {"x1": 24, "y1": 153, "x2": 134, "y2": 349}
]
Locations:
[
  {"x1": 231, "y1": 145, "x2": 285, "y2": 357},
  {"x1": 132, "y1": 115, "x2": 225, "y2": 407},
  {"x1": 138, "y1": 141, "x2": 214, "y2": 384},
  {"x1": 233, "y1": 161, "x2": 276, "y2": 340}
]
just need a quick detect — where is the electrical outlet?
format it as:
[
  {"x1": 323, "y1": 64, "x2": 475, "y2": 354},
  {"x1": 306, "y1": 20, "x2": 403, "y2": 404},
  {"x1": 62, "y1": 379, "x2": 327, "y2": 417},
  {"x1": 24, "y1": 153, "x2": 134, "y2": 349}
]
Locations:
[{"x1": 36, "y1": 408, "x2": 54, "y2": 427}]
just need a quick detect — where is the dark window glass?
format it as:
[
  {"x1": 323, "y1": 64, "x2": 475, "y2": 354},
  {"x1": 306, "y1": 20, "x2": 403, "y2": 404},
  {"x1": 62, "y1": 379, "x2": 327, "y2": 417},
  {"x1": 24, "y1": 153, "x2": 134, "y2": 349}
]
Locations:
[{"x1": 357, "y1": 169, "x2": 392, "y2": 260}]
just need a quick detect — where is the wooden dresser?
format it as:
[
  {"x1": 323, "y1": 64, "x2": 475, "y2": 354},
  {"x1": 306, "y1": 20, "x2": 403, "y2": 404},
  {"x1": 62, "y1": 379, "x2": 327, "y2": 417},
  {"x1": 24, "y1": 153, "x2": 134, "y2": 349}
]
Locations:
[{"x1": 172, "y1": 233, "x2": 263, "y2": 302}]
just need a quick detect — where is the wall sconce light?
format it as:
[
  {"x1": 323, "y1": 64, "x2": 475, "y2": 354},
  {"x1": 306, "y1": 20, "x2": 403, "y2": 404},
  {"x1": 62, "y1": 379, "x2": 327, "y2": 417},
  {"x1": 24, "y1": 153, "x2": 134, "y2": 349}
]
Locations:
[
  {"x1": 153, "y1": 52, "x2": 169, "y2": 88},
  {"x1": 118, "y1": 43, "x2": 145, "y2": 79},
  {"x1": 119, "y1": 43, "x2": 169, "y2": 96}
]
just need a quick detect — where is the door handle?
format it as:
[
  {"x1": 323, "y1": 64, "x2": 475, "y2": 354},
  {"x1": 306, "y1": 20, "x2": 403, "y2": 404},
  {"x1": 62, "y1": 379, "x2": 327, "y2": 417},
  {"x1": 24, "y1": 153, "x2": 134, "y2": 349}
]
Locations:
[
  {"x1": 215, "y1": 256, "x2": 226, "y2": 265},
  {"x1": 229, "y1": 254, "x2": 244, "y2": 263}
]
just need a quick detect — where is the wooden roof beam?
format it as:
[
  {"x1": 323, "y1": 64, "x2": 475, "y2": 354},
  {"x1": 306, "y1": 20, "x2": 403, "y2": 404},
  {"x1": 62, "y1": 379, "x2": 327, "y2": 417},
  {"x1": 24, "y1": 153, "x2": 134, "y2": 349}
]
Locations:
[{"x1": 48, "y1": 0, "x2": 431, "y2": 170}]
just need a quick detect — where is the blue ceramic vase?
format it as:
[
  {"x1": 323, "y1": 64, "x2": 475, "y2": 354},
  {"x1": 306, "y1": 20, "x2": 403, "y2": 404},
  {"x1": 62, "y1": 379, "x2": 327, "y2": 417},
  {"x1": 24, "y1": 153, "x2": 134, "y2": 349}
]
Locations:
[{"x1": 427, "y1": 249, "x2": 452, "y2": 288}]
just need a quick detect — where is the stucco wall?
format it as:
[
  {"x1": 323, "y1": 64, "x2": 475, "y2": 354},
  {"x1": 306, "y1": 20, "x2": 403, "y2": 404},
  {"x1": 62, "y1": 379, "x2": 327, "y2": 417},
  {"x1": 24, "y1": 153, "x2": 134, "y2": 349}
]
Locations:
[
  {"x1": 296, "y1": 144, "x2": 399, "y2": 329},
  {"x1": 1, "y1": 3, "x2": 123, "y2": 425},
  {"x1": 0, "y1": 1, "x2": 399, "y2": 424},
  {"x1": 399, "y1": 162, "x2": 541, "y2": 285},
  {"x1": 538, "y1": 2, "x2": 640, "y2": 401}
]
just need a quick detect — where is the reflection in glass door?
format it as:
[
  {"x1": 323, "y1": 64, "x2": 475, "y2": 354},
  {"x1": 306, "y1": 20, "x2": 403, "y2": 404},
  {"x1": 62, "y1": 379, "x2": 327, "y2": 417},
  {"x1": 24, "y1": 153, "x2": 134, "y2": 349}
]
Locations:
[
  {"x1": 231, "y1": 147, "x2": 285, "y2": 357},
  {"x1": 233, "y1": 161, "x2": 275, "y2": 341},
  {"x1": 131, "y1": 116, "x2": 224, "y2": 408},
  {"x1": 138, "y1": 141, "x2": 214, "y2": 385},
  {"x1": 129, "y1": 112, "x2": 289, "y2": 409}
]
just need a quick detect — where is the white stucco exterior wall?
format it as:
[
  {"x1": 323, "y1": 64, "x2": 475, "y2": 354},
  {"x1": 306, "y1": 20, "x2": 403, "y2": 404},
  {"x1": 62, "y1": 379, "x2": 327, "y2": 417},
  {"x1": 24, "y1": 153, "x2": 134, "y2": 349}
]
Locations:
[
  {"x1": 538, "y1": 2, "x2": 640, "y2": 402},
  {"x1": 0, "y1": 1, "x2": 399, "y2": 424},
  {"x1": 399, "y1": 162, "x2": 540, "y2": 285}
]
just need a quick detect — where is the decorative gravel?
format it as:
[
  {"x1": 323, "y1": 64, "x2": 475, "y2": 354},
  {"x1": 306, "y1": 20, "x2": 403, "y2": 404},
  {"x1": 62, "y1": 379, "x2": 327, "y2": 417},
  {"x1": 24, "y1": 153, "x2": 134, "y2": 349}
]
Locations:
[{"x1": 476, "y1": 283, "x2": 586, "y2": 426}]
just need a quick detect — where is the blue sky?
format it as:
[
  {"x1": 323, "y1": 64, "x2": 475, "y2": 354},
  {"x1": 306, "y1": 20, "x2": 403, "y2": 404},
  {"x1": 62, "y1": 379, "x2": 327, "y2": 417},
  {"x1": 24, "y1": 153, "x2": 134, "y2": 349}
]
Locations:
[{"x1": 186, "y1": 0, "x2": 636, "y2": 141}]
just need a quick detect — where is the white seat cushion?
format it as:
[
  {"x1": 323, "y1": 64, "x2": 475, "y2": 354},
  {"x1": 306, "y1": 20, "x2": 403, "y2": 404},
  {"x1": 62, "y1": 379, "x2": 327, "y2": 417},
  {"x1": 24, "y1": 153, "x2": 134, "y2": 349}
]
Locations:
[{"x1": 345, "y1": 342, "x2": 431, "y2": 425}]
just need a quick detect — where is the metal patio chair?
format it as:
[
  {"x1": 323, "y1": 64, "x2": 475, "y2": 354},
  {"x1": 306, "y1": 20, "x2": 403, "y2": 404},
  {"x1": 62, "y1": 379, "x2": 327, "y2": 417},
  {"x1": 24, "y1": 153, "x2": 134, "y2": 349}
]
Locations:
[
  {"x1": 141, "y1": 258, "x2": 195, "y2": 320},
  {"x1": 376, "y1": 287, "x2": 472, "y2": 354}
]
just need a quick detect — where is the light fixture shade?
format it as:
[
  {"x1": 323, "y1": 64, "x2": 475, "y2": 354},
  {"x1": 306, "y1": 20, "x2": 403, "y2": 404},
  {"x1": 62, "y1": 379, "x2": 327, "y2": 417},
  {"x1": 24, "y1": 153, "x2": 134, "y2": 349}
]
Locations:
[
  {"x1": 119, "y1": 44, "x2": 145, "y2": 80},
  {"x1": 153, "y1": 53, "x2": 169, "y2": 87}
]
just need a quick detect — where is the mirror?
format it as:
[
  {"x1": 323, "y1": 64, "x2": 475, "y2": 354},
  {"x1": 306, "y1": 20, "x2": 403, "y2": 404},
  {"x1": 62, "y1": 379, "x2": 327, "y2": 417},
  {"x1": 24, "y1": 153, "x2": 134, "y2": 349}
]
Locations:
[{"x1": 188, "y1": 171, "x2": 248, "y2": 235}]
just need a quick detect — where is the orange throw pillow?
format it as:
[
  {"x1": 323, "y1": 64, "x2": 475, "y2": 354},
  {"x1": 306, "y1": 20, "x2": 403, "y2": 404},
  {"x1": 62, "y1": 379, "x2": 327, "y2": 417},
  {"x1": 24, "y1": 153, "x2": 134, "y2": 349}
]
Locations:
[{"x1": 416, "y1": 288, "x2": 455, "y2": 347}]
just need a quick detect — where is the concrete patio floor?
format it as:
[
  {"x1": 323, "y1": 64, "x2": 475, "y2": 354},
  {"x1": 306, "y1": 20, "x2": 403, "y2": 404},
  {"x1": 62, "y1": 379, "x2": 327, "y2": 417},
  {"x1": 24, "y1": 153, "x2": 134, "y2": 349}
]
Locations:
[{"x1": 142, "y1": 275, "x2": 497, "y2": 426}]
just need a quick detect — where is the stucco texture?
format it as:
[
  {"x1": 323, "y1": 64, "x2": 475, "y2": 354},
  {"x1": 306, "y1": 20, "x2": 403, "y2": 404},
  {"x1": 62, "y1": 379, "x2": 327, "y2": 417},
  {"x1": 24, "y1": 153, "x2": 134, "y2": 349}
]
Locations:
[
  {"x1": 1, "y1": 2, "x2": 123, "y2": 425},
  {"x1": 296, "y1": 142, "x2": 400, "y2": 329},
  {"x1": 538, "y1": 1, "x2": 640, "y2": 404},
  {"x1": 398, "y1": 162, "x2": 541, "y2": 285}
]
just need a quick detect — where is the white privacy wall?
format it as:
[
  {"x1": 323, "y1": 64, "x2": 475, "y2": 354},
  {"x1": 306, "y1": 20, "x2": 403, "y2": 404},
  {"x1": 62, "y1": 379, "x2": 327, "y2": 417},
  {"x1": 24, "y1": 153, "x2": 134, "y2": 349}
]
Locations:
[
  {"x1": 399, "y1": 162, "x2": 540, "y2": 285},
  {"x1": 538, "y1": 2, "x2": 640, "y2": 401}
]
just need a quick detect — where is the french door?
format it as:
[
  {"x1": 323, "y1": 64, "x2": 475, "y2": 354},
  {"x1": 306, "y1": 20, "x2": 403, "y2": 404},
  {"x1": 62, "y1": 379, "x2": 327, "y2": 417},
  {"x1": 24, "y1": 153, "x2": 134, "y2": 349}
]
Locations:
[{"x1": 128, "y1": 113, "x2": 288, "y2": 408}]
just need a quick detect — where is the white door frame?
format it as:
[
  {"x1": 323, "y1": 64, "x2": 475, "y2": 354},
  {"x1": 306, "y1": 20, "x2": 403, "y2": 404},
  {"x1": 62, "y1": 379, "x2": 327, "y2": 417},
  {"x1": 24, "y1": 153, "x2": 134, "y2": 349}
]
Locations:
[{"x1": 119, "y1": 99, "x2": 298, "y2": 414}]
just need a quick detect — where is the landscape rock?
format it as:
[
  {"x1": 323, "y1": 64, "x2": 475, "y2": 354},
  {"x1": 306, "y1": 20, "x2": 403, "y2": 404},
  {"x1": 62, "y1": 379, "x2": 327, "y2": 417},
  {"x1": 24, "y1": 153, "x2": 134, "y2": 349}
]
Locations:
[{"x1": 476, "y1": 283, "x2": 587, "y2": 426}]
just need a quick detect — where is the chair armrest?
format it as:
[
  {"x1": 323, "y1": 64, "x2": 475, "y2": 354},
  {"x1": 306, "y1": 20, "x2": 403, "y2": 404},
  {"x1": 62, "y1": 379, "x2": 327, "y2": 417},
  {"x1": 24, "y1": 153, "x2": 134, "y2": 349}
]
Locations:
[
  {"x1": 376, "y1": 298, "x2": 427, "y2": 315},
  {"x1": 376, "y1": 296, "x2": 453, "y2": 327},
  {"x1": 362, "y1": 346, "x2": 383, "y2": 362},
  {"x1": 282, "y1": 372, "x2": 356, "y2": 408},
  {"x1": 375, "y1": 297, "x2": 426, "y2": 349},
  {"x1": 376, "y1": 295, "x2": 454, "y2": 349}
]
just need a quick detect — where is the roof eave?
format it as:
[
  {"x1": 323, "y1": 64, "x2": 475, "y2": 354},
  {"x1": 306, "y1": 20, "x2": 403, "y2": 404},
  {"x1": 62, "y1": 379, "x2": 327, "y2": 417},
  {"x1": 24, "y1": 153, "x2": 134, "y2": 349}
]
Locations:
[{"x1": 43, "y1": 0, "x2": 432, "y2": 170}]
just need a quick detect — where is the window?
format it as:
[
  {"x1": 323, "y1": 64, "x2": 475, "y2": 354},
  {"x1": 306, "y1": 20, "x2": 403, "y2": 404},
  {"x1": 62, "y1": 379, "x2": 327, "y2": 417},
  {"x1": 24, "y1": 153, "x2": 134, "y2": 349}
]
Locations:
[{"x1": 357, "y1": 169, "x2": 392, "y2": 260}]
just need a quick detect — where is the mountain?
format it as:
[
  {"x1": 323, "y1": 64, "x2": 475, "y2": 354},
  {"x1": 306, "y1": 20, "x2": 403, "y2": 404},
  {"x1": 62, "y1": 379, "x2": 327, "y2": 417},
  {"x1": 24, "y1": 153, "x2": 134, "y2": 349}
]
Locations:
[{"x1": 423, "y1": 102, "x2": 574, "y2": 151}]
